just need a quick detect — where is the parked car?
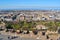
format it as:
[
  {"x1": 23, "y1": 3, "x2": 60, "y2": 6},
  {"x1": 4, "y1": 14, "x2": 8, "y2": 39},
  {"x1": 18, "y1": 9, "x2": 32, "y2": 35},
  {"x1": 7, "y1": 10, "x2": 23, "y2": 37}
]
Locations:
[
  {"x1": 33, "y1": 30, "x2": 38, "y2": 35},
  {"x1": 42, "y1": 32, "x2": 45, "y2": 36}
]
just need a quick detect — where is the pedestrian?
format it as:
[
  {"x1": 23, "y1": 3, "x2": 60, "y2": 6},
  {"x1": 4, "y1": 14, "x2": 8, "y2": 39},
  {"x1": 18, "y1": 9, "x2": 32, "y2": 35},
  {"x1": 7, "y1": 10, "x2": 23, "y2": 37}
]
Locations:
[
  {"x1": 46, "y1": 35, "x2": 49, "y2": 39},
  {"x1": 50, "y1": 39, "x2": 53, "y2": 40}
]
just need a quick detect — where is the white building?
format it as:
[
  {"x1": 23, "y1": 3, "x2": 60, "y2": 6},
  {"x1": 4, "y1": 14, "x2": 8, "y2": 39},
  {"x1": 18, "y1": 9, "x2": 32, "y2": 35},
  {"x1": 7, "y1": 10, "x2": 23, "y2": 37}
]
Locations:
[{"x1": 4, "y1": 18, "x2": 13, "y2": 21}]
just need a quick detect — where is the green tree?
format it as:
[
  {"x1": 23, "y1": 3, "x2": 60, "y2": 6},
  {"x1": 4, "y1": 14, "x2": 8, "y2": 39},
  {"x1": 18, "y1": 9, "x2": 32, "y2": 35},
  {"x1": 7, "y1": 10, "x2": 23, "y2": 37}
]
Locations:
[
  {"x1": 12, "y1": 24, "x2": 20, "y2": 30},
  {"x1": 6, "y1": 23, "x2": 13, "y2": 29},
  {"x1": 46, "y1": 21, "x2": 57, "y2": 31}
]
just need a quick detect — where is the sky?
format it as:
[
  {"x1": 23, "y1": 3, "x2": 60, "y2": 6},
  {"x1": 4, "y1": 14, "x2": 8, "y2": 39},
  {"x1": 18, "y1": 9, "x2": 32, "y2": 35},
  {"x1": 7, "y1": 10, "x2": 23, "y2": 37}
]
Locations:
[{"x1": 0, "y1": 0, "x2": 60, "y2": 10}]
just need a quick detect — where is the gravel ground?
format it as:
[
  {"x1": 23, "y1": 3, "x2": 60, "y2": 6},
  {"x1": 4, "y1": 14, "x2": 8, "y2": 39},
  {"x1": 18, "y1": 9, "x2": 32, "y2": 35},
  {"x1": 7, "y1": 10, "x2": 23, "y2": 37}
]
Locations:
[
  {"x1": 0, "y1": 34, "x2": 40, "y2": 40},
  {"x1": 0, "y1": 31, "x2": 59, "y2": 40}
]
